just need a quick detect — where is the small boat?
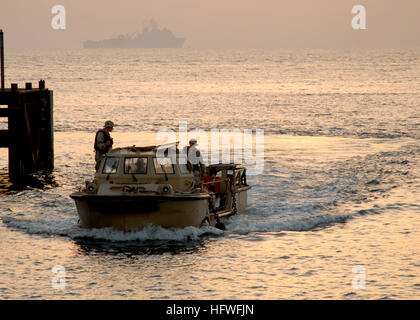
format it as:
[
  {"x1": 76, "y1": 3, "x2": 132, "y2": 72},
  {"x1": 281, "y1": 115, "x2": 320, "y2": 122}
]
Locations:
[{"x1": 70, "y1": 143, "x2": 251, "y2": 231}]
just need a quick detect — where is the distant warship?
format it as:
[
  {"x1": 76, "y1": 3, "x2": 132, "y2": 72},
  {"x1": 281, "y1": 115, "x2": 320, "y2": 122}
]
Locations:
[{"x1": 84, "y1": 20, "x2": 185, "y2": 48}]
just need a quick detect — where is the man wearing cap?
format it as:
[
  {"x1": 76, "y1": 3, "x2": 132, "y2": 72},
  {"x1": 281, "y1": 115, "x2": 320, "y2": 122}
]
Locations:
[
  {"x1": 94, "y1": 120, "x2": 114, "y2": 171},
  {"x1": 184, "y1": 138, "x2": 205, "y2": 186}
]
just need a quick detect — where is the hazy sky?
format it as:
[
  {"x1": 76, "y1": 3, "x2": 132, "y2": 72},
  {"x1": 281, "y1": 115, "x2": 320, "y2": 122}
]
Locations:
[{"x1": 1, "y1": 0, "x2": 419, "y2": 49}]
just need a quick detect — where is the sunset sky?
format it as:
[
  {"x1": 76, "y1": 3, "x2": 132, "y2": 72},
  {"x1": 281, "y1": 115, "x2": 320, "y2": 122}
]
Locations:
[{"x1": 1, "y1": 0, "x2": 419, "y2": 49}]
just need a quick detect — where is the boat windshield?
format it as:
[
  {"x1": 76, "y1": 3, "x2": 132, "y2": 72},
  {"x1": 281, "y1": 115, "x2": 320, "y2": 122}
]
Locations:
[
  {"x1": 153, "y1": 158, "x2": 174, "y2": 174},
  {"x1": 124, "y1": 157, "x2": 148, "y2": 174},
  {"x1": 102, "y1": 157, "x2": 120, "y2": 174}
]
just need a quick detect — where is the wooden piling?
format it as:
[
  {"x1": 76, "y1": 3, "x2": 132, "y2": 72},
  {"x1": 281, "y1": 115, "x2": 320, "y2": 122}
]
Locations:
[{"x1": 1, "y1": 29, "x2": 4, "y2": 90}]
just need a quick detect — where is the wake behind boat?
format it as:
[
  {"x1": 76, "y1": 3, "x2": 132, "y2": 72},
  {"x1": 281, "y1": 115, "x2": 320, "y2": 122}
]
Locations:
[{"x1": 70, "y1": 143, "x2": 251, "y2": 231}]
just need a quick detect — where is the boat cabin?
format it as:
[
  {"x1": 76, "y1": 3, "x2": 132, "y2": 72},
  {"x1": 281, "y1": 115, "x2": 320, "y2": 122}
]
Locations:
[
  {"x1": 95, "y1": 145, "x2": 194, "y2": 192},
  {"x1": 91, "y1": 145, "x2": 250, "y2": 211}
]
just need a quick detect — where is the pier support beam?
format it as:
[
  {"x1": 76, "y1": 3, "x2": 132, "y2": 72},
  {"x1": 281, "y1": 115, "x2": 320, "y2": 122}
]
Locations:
[{"x1": 0, "y1": 83, "x2": 54, "y2": 182}]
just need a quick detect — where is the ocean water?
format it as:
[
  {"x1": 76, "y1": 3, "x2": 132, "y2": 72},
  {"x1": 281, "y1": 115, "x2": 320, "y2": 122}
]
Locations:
[{"x1": 0, "y1": 48, "x2": 419, "y2": 299}]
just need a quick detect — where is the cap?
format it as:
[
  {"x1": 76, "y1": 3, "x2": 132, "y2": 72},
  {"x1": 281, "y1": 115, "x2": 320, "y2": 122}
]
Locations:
[
  {"x1": 104, "y1": 120, "x2": 114, "y2": 128},
  {"x1": 189, "y1": 138, "x2": 197, "y2": 144}
]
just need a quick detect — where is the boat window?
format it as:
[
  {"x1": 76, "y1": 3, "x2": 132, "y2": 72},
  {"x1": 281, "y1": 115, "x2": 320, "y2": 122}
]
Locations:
[
  {"x1": 178, "y1": 156, "x2": 191, "y2": 174},
  {"x1": 102, "y1": 157, "x2": 120, "y2": 174},
  {"x1": 124, "y1": 157, "x2": 148, "y2": 174},
  {"x1": 153, "y1": 158, "x2": 174, "y2": 174},
  {"x1": 179, "y1": 163, "x2": 191, "y2": 174}
]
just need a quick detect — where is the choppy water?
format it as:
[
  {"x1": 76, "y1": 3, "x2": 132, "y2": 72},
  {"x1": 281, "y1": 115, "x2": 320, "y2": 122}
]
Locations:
[{"x1": 0, "y1": 49, "x2": 419, "y2": 299}]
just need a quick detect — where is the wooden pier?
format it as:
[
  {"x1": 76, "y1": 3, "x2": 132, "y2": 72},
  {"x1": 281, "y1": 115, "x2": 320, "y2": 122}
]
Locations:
[{"x1": 0, "y1": 30, "x2": 54, "y2": 183}]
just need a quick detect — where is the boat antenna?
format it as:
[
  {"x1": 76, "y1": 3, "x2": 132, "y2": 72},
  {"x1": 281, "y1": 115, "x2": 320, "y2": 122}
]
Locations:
[{"x1": 160, "y1": 164, "x2": 168, "y2": 181}]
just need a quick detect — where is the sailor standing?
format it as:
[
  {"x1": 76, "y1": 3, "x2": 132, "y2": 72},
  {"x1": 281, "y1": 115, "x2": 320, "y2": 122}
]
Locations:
[
  {"x1": 184, "y1": 138, "x2": 205, "y2": 186},
  {"x1": 94, "y1": 120, "x2": 114, "y2": 171}
]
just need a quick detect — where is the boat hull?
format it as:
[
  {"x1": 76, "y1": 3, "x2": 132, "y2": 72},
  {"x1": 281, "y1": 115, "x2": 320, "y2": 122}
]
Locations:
[
  {"x1": 71, "y1": 194, "x2": 211, "y2": 231},
  {"x1": 71, "y1": 186, "x2": 250, "y2": 231}
]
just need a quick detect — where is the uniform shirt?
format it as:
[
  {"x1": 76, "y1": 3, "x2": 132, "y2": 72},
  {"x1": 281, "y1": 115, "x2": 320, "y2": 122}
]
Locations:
[
  {"x1": 95, "y1": 131, "x2": 109, "y2": 153},
  {"x1": 186, "y1": 144, "x2": 204, "y2": 166},
  {"x1": 95, "y1": 130, "x2": 113, "y2": 162}
]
